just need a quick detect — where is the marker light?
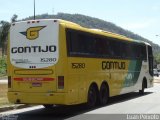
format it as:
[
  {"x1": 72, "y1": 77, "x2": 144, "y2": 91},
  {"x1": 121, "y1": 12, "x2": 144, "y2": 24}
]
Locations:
[{"x1": 58, "y1": 76, "x2": 64, "y2": 89}]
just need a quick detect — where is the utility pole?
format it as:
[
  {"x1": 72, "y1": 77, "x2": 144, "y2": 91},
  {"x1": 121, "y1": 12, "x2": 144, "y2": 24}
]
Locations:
[
  {"x1": 34, "y1": 0, "x2": 35, "y2": 20},
  {"x1": 53, "y1": 8, "x2": 54, "y2": 15}
]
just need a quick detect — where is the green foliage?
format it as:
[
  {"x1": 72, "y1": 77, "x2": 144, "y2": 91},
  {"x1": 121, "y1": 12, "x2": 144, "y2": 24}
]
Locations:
[
  {"x1": 0, "y1": 57, "x2": 7, "y2": 76},
  {"x1": 11, "y1": 14, "x2": 18, "y2": 23},
  {"x1": 0, "y1": 21, "x2": 10, "y2": 56},
  {"x1": 0, "y1": 14, "x2": 18, "y2": 57},
  {"x1": 154, "y1": 53, "x2": 160, "y2": 64}
]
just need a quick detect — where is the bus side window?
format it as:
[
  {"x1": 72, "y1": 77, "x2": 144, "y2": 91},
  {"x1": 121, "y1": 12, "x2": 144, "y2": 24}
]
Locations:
[
  {"x1": 95, "y1": 38, "x2": 105, "y2": 56},
  {"x1": 148, "y1": 46, "x2": 153, "y2": 76},
  {"x1": 105, "y1": 40, "x2": 111, "y2": 57},
  {"x1": 121, "y1": 42, "x2": 127, "y2": 59}
]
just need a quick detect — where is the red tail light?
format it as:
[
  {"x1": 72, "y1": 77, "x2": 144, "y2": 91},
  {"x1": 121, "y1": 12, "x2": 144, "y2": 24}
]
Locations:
[
  {"x1": 58, "y1": 76, "x2": 64, "y2": 89},
  {"x1": 8, "y1": 76, "x2": 11, "y2": 88}
]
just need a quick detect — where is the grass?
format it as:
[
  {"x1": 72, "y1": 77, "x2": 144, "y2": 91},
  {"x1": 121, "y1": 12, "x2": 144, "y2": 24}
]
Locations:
[
  {"x1": 0, "y1": 56, "x2": 7, "y2": 77},
  {"x1": 0, "y1": 83, "x2": 10, "y2": 106},
  {"x1": 0, "y1": 56, "x2": 10, "y2": 106}
]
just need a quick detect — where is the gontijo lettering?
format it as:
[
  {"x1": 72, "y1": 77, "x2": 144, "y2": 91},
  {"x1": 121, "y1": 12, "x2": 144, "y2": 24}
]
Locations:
[
  {"x1": 102, "y1": 61, "x2": 125, "y2": 70},
  {"x1": 11, "y1": 45, "x2": 56, "y2": 54}
]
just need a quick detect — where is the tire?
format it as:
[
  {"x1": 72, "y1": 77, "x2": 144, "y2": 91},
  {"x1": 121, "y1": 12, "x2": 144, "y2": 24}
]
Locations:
[
  {"x1": 100, "y1": 84, "x2": 109, "y2": 106},
  {"x1": 139, "y1": 80, "x2": 145, "y2": 95},
  {"x1": 43, "y1": 104, "x2": 54, "y2": 109},
  {"x1": 86, "y1": 85, "x2": 97, "y2": 108}
]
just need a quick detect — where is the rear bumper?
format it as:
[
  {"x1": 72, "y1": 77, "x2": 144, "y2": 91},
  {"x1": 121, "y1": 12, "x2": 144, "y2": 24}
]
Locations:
[{"x1": 8, "y1": 92, "x2": 75, "y2": 105}]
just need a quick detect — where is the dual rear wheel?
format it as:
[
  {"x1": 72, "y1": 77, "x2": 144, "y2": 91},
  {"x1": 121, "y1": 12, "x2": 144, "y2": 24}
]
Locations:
[
  {"x1": 87, "y1": 83, "x2": 109, "y2": 108},
  {"x1": 43, "y1": 83, "x2": 109, "y2": 109},
  {"x1": 43, "y1": 80, "x2": 147, "y2": 109}
]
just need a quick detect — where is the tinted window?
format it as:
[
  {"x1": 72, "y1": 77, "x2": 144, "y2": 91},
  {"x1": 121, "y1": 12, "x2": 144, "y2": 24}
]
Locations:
[
  {"x1": 148, "y1": 46, "x2": 153, "y2": 76},
  {"x1": 66, "y1": 28, "x2": 147, "y2": 60}
]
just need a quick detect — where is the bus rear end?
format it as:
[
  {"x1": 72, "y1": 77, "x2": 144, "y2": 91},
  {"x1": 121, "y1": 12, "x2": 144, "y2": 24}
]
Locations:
[{"x1": 7, "y1": 19, "x2": 69, "y2": 105}]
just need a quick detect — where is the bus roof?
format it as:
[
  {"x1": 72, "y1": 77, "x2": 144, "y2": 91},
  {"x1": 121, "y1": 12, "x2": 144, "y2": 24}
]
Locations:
[
  {"x1": 13, "y1": 19, "x2": 149, "y2": 45},
  {"x1": 58, "y1": 19, "x2": 147, "y2": 45}
]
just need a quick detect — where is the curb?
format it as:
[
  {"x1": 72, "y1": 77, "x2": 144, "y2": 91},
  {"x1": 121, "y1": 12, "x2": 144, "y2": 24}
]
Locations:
[{"x1": 0, "y1": 104, "x2": 30, "y2": 112}]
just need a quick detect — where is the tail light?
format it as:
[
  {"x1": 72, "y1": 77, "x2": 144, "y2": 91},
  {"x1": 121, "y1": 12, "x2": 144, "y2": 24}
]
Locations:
[
  {"x1": 58, "y1": 76, "x2": 64, "y2": 89},
  {"x1": 8, "y1": 76, "x2": 11, "y2": 88}
]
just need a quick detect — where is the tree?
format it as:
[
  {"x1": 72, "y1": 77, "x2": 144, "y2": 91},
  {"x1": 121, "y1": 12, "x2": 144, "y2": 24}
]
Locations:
[
  {"x1": 0, "y1": 21, "x2": 10, "y2": 57},
  {"x1": 154, "y1": 53, "x2": 160, "y2": 64},
  {"x1": 0, "y1": 14, "x2": 18, "y2": 57},
  {"x1": 11, "y1": 14, "x2": 18, "y2": 23}
]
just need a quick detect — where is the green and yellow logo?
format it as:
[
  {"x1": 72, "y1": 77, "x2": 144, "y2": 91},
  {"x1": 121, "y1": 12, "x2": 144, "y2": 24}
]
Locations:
[{"x1": 20, "y1": 26, "x2": 46, "y2": 40}]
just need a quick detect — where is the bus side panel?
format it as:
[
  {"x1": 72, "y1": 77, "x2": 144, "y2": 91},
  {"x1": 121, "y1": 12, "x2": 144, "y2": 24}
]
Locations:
[
  {"x1": 67, "y1": 58, "x2": 132, "y2": 103},
  {"x1": 56, "y1": 24, "x2": 80, "y2": 104},
  {"x1": 119, "y1": 60, "x2": 142, "y2": 94}
]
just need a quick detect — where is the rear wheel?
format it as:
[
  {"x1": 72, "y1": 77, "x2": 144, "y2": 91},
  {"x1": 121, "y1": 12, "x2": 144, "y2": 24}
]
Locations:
[
  {"x1": 86, "y1": 85, "x2": 97, "y2": 108},
  {"x1": 99, "y1": 84, "x2": 109, "y2": 106},
  {"x1": 43, "y1": 104, "x2": 54, "y2": 109}
]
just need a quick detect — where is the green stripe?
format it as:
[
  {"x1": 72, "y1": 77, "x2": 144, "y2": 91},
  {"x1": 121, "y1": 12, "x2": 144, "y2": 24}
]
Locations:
[{"x1": 123, "y1": 60, "x2": 142, "y2": 87}]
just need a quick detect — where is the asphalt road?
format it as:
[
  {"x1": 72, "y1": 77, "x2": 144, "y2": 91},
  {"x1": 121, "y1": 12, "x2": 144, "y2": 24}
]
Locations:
[{"x1": 0, "y1": 78, "x2": 160, "y2": 120}]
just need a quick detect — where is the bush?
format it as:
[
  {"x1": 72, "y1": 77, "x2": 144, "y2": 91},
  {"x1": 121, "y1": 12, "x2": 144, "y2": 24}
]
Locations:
[{"x1": 0, "y1": 57, "x2": 7, "y2": 76}]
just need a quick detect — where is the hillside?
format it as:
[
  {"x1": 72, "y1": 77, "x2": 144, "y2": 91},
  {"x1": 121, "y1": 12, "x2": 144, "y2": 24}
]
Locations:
[{"x1": 23, "y1": 13, "x2": 160, "y2": 54}]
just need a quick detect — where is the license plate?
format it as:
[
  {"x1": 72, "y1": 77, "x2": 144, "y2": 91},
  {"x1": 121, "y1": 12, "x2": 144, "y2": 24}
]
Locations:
[{"x1": 32, "y1": 82, "x2": 42, "y2": 87}]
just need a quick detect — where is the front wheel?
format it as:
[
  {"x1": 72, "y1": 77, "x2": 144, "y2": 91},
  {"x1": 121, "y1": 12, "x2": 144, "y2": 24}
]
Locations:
[{"x1": 139, "y1": 80, "x2": 145, "y2": 95}]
